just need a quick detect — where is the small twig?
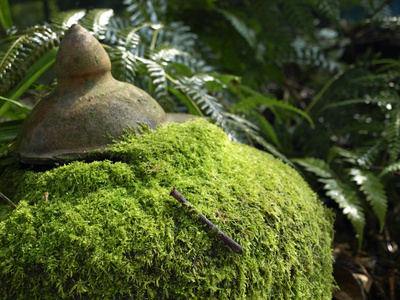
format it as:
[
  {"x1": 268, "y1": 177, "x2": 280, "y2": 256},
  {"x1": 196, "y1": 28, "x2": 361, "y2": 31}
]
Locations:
[
  {"x1": 44, "y1": 192, "x2": 49, "y2": 202},
  {"x1": 0, "y1": 192, "x2": 17, "y2": 209},
  {"x1": 170, "y1": 187, "x2": 243, "y2": 254}
]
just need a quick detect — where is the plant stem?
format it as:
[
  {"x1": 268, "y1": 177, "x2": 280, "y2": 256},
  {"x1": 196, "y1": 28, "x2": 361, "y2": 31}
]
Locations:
[
  {"x1": 150, "y1": 29, "x2": 160, "y2": 52},
  {"x1": 0, "y1": 192, "x2": 17, "y2": 208},
  {"x1": 306, "y1": 69, "x2": 345, "y2": 113},
  {"x1": 170, "y1": 187, "x2": 243, "y2": 254}
]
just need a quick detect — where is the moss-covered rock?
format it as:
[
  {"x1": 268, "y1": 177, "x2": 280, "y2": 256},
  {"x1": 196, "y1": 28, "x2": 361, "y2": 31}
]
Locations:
[{"x1": 0, "y1": 120, "x2": 334, "y2": 299}]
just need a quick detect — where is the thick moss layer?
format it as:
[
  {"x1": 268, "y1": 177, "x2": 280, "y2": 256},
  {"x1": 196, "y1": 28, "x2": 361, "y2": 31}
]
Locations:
[{"x1": 0, "y1": 120, "x2": 334, "y2": 299}]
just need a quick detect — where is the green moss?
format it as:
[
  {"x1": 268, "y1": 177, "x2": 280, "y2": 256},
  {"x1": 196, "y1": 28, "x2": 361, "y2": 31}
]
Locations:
[{"x1": 0, "y1": 119, "x2": 334, "y2": 299}]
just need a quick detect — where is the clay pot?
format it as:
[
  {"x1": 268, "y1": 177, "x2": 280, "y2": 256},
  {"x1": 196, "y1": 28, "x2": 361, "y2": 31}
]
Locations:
[{"x1": 9, "y1": 24, "x2": 168, "y2": 164}]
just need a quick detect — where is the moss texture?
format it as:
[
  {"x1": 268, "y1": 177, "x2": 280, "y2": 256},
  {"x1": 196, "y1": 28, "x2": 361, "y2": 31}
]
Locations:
[{"x1": 0, "y1": 120, "x2": 334, "y2": 299}]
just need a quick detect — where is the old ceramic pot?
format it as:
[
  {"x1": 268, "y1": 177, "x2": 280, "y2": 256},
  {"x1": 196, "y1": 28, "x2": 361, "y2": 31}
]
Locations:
[{"x1": 9, "y1": 24, "x2": 169, "y2": 165}]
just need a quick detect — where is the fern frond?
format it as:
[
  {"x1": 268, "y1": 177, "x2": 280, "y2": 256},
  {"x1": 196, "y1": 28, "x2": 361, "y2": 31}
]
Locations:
[
  {"x1": 0, "y1": 119, "x2": 22, "y2": 144},
  {"x1": 330, "y1": 146, "x2": 357, "y2": 164},
  {"x1": 79, "y1": 9, "x2": 114, "y2": 40},
  {"x1": 254, "y1": 112, "x2": 281, "y2": 148},
  {"x1": 105, "y1": 16, "x2": 155, "y2": 48},
  {"x1": 279, "y1": 0, "x2": 315, "y2": 37},
  {"x1": 104, "y1": 16, "x2": 127, "y2": 44},
  {"x1": 350, "y1": 168, "x2": 387, "y2": 232},
  {"x1": 175, "y1": 75, "x2": 224, "y2": 123},
  {"x1": 380, "y1": 161, "x2": 400, "y2": 176},
  {"x1": 292, "y1": 157, "x2": 335, "y2": 178},
  {"x1": 105, "y1": 26, "x2": 141, "y2": 82},
  {"x1": 225, "y1": 88, "x2": 281, "y2": 148},
  {"x1": 216, "y1": 9, "x2": 256, "y2": 48},
  {"x1": 310, "y1": 0, "x2": 341, "y2": 22},
  {"x1": 232, "y1": 90, "x2": 275, "y2": 112},
  {"x1": 107, "y1": 46, "x2": 137, "y2": 83},
  {"x1": 0, "y1": 26, "x2": 59, "y2": 96},
  {"x1": 150, "y1": 45, "x2": 190, "y2": 63},
  {"x1": 320, "y1": 178, "x2": 365, "y2": 246},
  {"x1": 386, "y1": 108, "x2": 400, "y2": 161},
  {"x1": 356, "y1": 68, "x2": 400, "y2": 82},
  {"x1": 240, "y1": 86, "x2": 314, "y2": 127},
  {"x1": 117, "y1": 26, "x2": 141, "y2": 49},
  {"x1": 355, "y1": 143, "x2": 380, "y2": 167},
  {"x1": 331, "y1": 144, "x2": 380, "y2": 167},
  {"x1": 138, "y1": 57, "x2": 168, "y2": 101},
  {"x1": 124, "y1": 0, "x2": 167, "y2": 24},
  {"x1": 197, "y1": 111, "x2": 245, "y2": 143},
  {"x1": 320, "y1": 96, "x2": 400, "y2": 111},
  {"x1": 294, "y1": 158, "x2": 371, "y2": 246},
  {"x1": 288, "y1": 35, "x2": 341, "y2": 71},
  {"x1": 295, "y1": 157, "x2": 365, "y2": 243},
  {"x1": 50, "y1": 10, "x2": 86, "y2": 31},
  {"x1": 0, "y1": 35, "x2": 29, "y2": 92},
  {"x1": 159, "y1": 22, "x2": 198, "y2": 53},
  {"x1": 0, "y1": 47, "x2": 57, "y2": 119}
]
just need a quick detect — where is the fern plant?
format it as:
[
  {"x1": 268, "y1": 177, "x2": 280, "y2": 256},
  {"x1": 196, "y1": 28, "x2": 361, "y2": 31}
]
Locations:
[
  {"x1": 0, "y1": 2, "x2": 313, "y2": 169},
  {"x1": 293, "y1": 57, "x2": 400, "y2": 248}
]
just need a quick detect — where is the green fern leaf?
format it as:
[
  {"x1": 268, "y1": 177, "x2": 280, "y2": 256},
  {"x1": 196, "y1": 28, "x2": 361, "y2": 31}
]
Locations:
[
  {"x1": 50, "y1": 10, "x2": 86, "y2": 31},
  {"x1": 0, "y1": 35, "x2": 29, "y2": 94},
  {"x1": 124, "y1": 0, "x2": 167, "y2": 25},
  {"x1": 380, "y1": 161, "x2": 400, "y2": 176},
  {"x1": 254, "y1": 113, "x2": 281, "y2": 148},
  {"x1": 150, "y1": 46, "x2": 190, "y2": 63},
  {"x1": 138, "y1": 57, "x2": 168, "y2": 101},
  {"x1": 294, "y1": 157, "x2": 365, "y2": 245},
  {"x1": 280, "y1": 0, "x2": 315, "y2": 37},
  {"x1": 330, "y1": 146, "x2": 357, "y2": 164},
  {"x1": 216, "y1": 9, "x2": 256, "y2": 48},
  {"x1": 79, "y1": 9, "x2": 114, "y2": 40},
  {"x1": 0, "y1": 119, "x2": 23, "y2": 145},
  {"x1": 386, "y1": 108, "x2": 400, "y2": 161},
  {"x1": 355, "y1": 144, "x2": 380, "y2": 167},
  {"x1": 331, "y1": 144, "x2": 380, "y2": 167},
  {"x1": 105, "y1": 26, "x2": 141, "y2": 83},
  {"x1": 0, "y1": 47, "x2": 57, "y2": 119},
  {"x1": 311, "y1": 0, "x2": 340, "y2": 22},
  {"x1": 320, "y1": 97, "x2": 400, "y2": 111},
  {"x1": 350, "y1": 168, "x2": 387, "y2": 231},
  {"x1": 0, "y1": 26, "x2": 60, "y2": 96},
  {"x1": 160, "y1": 22, "x2": 198, "y2": 53},
  {"x1": 292, "y1": 157, "x2": 335, "y2": 178},
  {"x1": 239, "y1": 85, "x2": 314, "y2": 127},
  {"x1": 320, "y1": 178, "x2": 365, "y2": 245},
  {"x1": 116, "y1": 26, "x2": 141, "y2": 49},
  {"x1": 214, "y1": 111, "x2": 255, "y2": 142},
  {"x1": 176, "y1": 75, "x2": 224, "y2": 122},
  {"x1": 107, "y1": 47, "x2": 137, "y2": 83}
]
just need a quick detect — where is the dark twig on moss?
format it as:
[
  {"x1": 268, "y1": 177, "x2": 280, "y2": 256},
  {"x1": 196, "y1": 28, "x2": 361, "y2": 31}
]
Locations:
[
  {"x1": 170, "y1": 187, "x2": 243, "y2": 254},
  {"x1": 0, "y1": 192, "x2": 17, "y2": 209}
]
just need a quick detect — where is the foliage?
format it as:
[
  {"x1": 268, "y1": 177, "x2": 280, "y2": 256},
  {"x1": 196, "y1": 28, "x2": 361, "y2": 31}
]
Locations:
[
  {"x1": 1, "y1": 0, "x2": 400, "y2": 250},
  {"x1": 0, "y1": 1, "x2": 310, "y2": 170},
  {"x1": 164, "y1": 0, "x2": 400, "y2": 248},
  {"x1": 0, "y1": 120, "x2": 335, "y2": 299}
]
